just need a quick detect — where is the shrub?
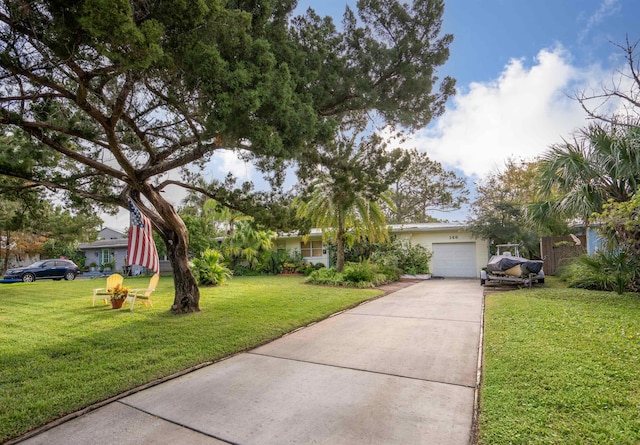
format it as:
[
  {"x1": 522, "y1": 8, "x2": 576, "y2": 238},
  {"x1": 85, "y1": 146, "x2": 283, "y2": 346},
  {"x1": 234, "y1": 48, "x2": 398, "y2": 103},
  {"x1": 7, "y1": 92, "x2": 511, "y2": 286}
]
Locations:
[
  {"x1": 191, "y1": 249, "x2": 233, "y2": 286},
  {"x1": 232, "y1": 265, "x2": 261, "y2": 276},
  {"x1": 306, "y1": 267, "x2": 344, "y2": 286},
  {"x1": 305, "y1": 262, "x2": 391, "y2": 287},
  {"x1": 394, "y1": 240, "x2": 431, "y2": 275},
  {"x1": 370, "y1": 252, "x2": 403, "y2": 281},
  {"x1": 559, "y1": 250, "x2": 639, "y2": 294},
  {"x1": 258, "y1": 249, "x2": 288, "y2": 274},
  {"x1": 343, "y1": 261, "x2": 377, "y2": 283}
]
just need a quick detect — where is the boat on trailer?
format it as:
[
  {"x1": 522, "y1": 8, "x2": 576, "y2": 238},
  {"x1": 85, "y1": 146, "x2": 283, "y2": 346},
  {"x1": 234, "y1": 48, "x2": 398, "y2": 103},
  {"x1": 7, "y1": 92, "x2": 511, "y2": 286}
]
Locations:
[{"x1": 481, "y1": 243, "x2": 544, "y2": 287}]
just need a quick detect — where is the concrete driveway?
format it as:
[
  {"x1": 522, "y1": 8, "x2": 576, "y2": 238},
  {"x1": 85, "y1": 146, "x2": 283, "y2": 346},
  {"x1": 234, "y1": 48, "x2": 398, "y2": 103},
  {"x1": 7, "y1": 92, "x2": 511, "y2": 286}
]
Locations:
[{"x1": 18, "y1": 279, "x2": 483, "y2": 445}]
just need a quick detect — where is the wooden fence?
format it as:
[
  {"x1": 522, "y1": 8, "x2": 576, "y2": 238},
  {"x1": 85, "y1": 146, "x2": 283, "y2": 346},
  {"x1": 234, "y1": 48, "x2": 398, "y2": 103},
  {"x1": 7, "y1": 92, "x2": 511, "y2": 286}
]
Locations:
[{"x1": 540, "y1": 235, "x2": 586, "y2": 275}]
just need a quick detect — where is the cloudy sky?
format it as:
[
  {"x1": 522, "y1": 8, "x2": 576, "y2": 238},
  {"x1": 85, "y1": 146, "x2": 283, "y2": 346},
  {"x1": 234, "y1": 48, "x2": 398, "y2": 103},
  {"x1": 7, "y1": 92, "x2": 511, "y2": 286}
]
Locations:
[
  {"x1": 294, "y1": 0, "x2": 639, "y2": 221},
  {"x1": 103, "y1": 0, "x2": 640, "y2": 229},
  {"x1": 408, "y1": 0, "x2": 637, "y2": 179}
]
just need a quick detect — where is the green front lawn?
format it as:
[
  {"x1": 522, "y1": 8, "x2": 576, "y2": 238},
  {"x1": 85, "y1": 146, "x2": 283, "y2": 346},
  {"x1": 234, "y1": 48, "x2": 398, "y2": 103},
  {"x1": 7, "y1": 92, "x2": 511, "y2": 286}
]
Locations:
[
  {"x1": 480, "y1": 285, "x2": 640, "y2": 444},
  {"x1": 0, "y1": 275, "x2": 381, "y2": 442}
]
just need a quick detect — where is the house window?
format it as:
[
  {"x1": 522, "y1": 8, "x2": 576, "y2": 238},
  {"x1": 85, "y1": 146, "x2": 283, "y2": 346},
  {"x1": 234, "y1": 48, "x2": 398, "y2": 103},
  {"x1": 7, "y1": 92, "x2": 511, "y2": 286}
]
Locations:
[
  {"x1": 100, "y1": 249, "x2": 111, "y2": 265},
  {"x1": 301, "y1": 240, "x2": 323, "y2": 257}
]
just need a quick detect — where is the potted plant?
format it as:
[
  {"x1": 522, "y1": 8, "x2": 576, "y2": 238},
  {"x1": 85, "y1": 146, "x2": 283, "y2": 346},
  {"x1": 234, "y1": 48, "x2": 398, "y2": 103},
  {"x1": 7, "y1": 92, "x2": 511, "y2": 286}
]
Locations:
[{"x1": 108, "y1": 284, "x2": 130, "y2": 309}]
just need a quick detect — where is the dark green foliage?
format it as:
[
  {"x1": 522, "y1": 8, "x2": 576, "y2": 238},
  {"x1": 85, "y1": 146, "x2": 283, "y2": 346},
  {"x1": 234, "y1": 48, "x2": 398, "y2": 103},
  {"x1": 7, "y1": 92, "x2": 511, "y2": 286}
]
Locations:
[
  {"x1": 342, "y1": 261, "x2": 377, "y2": 283},
  {"x1": 468, "y1": 159, "x2": 549, "y2": 257},
  {"x1": 597, "y1": 188, "x2": 640, "y2": 260},
  {"x1": 258, "y1": 249, "x2": 288, "y2": 275},
  {"x1": 306, "y1": 261, "x2": 393, "y2": 288},
  {"x1": 369, "y1": 238, "x2": 432, "y2": 275},
  {"x1": 537, "y1": 124, "x2": 640, "y2": 223},
  {"x1": 294, "y1": 132, "x2": 409, "y2": 272},
  {"x1": 328, "y1": 236, "x2": 431, "y2": 275},
  {"x1": 557, "y1": 251, "x2": 640, "y2": 294},
  {"x1": 289, "y1": 0, "x2": 455, "y2": 131},
  {"x1": 370, "y1": 253, "x2": 403, "y2": 282},
  {"x1": 299, "y1": 263, "x2": 325, "y2": 276},
  {"x1": 191, "y1": 249, "x2": 232, "y2": 286},
  {"x1": 41, "y1": 241, "x2": 85, "y2": 266},
  {"x1": 328, "y1": 237, "x2": 383, "y2": 266},
  {"x1": 180, "y1": 212, "x2": 224, "y2": 258},
  {"x1": 0, "y1": 0, "x2": 454, "y2": 311},
  {"x1": 231, "y1": 265, "x2": 262, "y2": 276},
  {"x1": 392, "y1": 239, "x2": 432, "y2": 275}
]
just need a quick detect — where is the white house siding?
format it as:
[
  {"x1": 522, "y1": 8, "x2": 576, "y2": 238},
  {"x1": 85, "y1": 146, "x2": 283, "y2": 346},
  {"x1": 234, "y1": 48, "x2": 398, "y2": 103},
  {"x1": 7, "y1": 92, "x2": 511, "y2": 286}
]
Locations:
[
  {"x1": 389, "y1": 226, "x2": 488, "y2": 278},
  {"x1": 277, "y1": 236, "x2": 330, "y2": 268},
  {"x1": 277, "y1": 225, "x2": 489, "y2": 277}
]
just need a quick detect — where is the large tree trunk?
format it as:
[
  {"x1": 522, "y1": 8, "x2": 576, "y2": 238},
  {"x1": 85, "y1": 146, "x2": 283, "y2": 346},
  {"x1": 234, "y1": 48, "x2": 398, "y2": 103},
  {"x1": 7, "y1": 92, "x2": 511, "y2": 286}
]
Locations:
[
  {"x1": 166, "y1": 230, "x2": 200, "y2": 314},
  {"x1": 336, "y1": 225, "x2": 346, "y2": 272},
  {"x1": 142, "y1": 188, "x2": 201, "y2": 314}
]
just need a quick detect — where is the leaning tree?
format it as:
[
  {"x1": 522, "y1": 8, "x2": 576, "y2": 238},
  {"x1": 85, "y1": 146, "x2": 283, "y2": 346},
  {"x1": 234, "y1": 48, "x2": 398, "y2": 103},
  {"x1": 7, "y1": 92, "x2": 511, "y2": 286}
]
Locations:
[{"x1": 0, "y1": 0, "x2": 455, "y2": 313}]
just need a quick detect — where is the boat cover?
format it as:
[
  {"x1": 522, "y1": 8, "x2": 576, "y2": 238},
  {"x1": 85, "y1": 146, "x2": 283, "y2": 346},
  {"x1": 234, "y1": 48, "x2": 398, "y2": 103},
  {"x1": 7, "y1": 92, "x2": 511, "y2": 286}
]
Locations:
[{"x1": 487, "y1": 255, "x2": 544, "y2": 275}]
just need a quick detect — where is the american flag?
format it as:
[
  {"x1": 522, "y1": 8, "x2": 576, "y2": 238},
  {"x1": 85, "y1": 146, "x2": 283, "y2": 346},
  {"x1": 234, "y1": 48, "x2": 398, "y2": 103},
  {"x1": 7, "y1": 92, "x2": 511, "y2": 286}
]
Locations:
[{"x1": 127, "y1": 199, "x2": 159, "y2": 274}]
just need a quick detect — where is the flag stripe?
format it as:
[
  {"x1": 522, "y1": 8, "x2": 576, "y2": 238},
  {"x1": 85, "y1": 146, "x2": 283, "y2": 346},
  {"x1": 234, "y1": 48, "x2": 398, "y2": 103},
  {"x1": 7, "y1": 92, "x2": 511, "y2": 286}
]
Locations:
[{"x1": 127, "y1": 199, "x2": 159, "y2": 274}]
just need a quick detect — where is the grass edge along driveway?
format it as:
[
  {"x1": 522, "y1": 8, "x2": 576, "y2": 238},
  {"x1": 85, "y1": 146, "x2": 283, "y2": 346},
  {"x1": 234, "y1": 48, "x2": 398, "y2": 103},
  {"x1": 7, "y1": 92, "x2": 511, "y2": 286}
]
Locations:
[
  {"x1": 0, "y1": 275, "x2": 382, "y2": 442},
  {"x1": 479, "y1": 286, "x2": 640, "y2": 444}
]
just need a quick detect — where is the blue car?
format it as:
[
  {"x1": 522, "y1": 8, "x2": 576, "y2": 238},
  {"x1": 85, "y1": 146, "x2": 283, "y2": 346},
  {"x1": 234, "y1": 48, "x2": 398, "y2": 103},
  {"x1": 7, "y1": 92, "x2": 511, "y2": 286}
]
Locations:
[{"x1": 3, "y1": 259, "x2": 80, "y2": 282}]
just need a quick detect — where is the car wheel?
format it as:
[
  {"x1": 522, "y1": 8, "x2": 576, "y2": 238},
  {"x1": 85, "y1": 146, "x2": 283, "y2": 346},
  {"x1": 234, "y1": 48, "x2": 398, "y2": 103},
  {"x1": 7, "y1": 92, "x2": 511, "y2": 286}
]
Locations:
[
  {"x1": 22, "y1": 273, "x2": 36, "y2": 283},
  {"x1": 64, "y1": 271, "x2": 76, "y2": 281}
]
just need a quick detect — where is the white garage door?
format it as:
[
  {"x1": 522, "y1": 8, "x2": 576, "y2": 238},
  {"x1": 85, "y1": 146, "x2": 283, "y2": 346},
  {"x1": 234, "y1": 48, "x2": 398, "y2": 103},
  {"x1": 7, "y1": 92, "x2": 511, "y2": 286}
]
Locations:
[{"x1": 432, "y1": 242, "x2": 477, "y2": 278}]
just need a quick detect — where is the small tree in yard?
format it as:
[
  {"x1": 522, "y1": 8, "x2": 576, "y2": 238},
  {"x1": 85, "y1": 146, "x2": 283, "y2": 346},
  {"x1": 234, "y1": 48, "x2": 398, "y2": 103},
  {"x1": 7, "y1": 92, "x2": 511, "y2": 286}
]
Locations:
[
  {"x1": 591, "y1": 190, "x2": 640, "y2": 292},
  {"x1": 0, "y1": 0, "x2": 455, "y2": 312},
  {"x1": 294, "y1": 133, "x2": 409, "y2": 272},
  {"x1": 468, "y1": 159, "x2": 547, "y2": 257}
]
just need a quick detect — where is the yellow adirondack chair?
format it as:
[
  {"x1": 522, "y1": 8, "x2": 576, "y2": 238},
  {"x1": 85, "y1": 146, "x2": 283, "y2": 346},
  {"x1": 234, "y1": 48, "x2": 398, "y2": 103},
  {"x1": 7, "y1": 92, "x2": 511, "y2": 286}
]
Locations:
[
  {"x1": 92, "y1": 274, "x2": 124, "y2": 306},
  {"x1": 125, "y1": 274, "x2": 160, "y2": 310}
]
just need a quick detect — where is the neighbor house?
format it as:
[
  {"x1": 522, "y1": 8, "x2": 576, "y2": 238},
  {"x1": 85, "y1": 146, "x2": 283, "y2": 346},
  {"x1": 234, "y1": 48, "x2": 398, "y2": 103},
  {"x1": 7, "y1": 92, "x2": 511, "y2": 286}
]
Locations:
[
  {"x1": 78, "y1": 228, "x2": 170, "y2": 275},
  {"x1": 277, "y1": 223, "x2": 489, "y2": 278},
  {"x1": 77, "y1": 228, "x2": 131, "y2": 273}
]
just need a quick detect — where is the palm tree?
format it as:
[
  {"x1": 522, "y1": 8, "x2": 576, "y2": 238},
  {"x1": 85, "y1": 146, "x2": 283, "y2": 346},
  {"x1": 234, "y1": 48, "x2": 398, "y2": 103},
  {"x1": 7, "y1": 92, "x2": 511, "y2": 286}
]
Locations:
[
  {"x1": 535, "y1": 123, "x2": 640, "y2": 224},
  {"x1": 294, "y1": 133, "x2": 405, "y2": 272},
  {"x1": 222, "y1": 220, "x2": 277, "y2": 269}
]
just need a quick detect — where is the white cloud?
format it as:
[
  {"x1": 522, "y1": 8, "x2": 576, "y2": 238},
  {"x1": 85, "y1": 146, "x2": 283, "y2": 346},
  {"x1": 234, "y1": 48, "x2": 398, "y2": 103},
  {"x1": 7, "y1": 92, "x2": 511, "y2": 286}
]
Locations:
[
  {"x1": 210, "y1": 149, "x2": 256, "y2": 182},
  {"x1": 400, "y1": 46, "x2": 606, "y2": 179},
  {"x1": 578, "y1": 0, "x2": 621, "y2": 43}
]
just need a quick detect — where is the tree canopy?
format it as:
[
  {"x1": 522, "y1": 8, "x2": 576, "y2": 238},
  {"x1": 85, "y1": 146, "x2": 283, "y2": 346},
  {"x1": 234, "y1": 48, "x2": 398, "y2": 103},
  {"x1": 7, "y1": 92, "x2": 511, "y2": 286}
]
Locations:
[
  {"x1": 467, "y1": 159, "x2": 553, "y2": 257},
  {"x1": 385, "y1": 148, "x2": 468, "y2": 223},
  {"x1": 535, "y1": 123, "x2": 640, "y2": 224},
  {"x1": 294, "y1": 132, "x2": 408, "y2": 271},
  {"x1": 0, "y1": 0, "x2": 455, "y2": 312}
]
